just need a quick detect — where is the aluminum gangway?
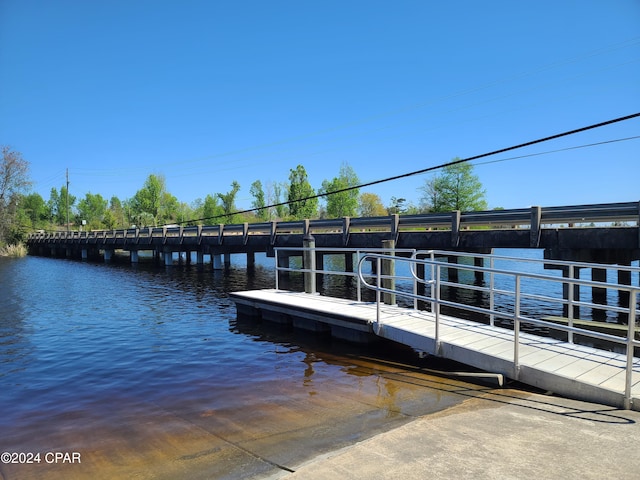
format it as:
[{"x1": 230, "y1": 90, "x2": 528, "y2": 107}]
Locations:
[{"x1": 231, "y1": 248, "x2": 640, "y2": 410}]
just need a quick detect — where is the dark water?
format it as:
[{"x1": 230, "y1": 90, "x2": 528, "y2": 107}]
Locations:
[{"x1": 0, "y1": 254, "x2": 490, "y2": 480}]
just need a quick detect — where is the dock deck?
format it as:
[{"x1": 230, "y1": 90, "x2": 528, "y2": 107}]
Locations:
[{"x1": 231, "y1": 289, "x2": 640, "y2": 410}]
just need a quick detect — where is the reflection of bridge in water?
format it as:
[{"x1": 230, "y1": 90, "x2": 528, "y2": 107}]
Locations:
[{"x1": 231, "y1": 247, "x2": 640, "y2": 410}]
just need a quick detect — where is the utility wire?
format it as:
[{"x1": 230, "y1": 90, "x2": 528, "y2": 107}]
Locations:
[
  {"x1": 179, "y1": 112, "x2": 640, "y2": 225},
  {"x1": 474, "y1": 135, "x2": 640, "y2": 167}
]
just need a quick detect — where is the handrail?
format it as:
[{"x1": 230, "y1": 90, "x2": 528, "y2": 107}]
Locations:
[
  {"x1": 273, "y1": 246, "x2": 417, "y2": 300},
  {"x1": 356, "y1": 251, "x2": 640, "y2": 408}
]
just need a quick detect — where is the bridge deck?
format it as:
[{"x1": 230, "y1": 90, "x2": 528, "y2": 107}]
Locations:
[{"x1": 231, "y1": 289, "x2": 640, "y2": 410}]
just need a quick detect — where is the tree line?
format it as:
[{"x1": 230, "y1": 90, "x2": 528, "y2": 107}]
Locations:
[{"x1": 0, "y1": 145, "x2": 488, "y2": 246}]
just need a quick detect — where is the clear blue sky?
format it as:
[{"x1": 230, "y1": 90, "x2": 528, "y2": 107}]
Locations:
[{"x1": 1, "y1": 1, "x2": 639, "y2": 214}]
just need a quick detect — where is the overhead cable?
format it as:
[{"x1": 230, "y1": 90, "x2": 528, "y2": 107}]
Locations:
[{"x1": 180, "y1": 112, "x2": 640, "y2": 225}]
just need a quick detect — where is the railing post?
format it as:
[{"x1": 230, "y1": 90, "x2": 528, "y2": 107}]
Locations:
[
  {"x1": 274, "y1": 249, "x2": 280, "y2": 290},
  {"x1": 270, "y1": 221, "x2": 277, "y2": 246},
  {"x1": 568, "y1": 265, "x2": 575, "y2": 344},
  {"x1": 381, "y1": 239, "x2": 396, "y2": 305},
  {"x1": 303, "y1": 234, "x2": 316, "y2": 294},
  {"x1": 356, "y1": 250, "x2": 362, "y2": 302},
  {"x1": 217, "y1": 224, "x2": 224, "y2": 245},
  {"x1": 376, "y1": 256, "x2": 382, "y2": 333},
  {"x1": 489, "y1": 256, "x2": 495, "y2": 326},
  {"x1": 342, "y1": 216, "x2": 351, "y2": 246},
  {"x1": 513, "y1": 275, "x2": 521, "y2": 380},
  {"x1": 530, "y1": 205, "x2": 541, "y2": 247},
  {"x1": 451, "y1": 210, "x2": 461, "y2": 247},
  {"x1": 430, "y1": 251, "x2": 435, "y2": 313},
  {"x1": 390, "y1": 214, "x2": 399, "y2": 243},
  {"x1": 624, "y1": 289, "x2": 637, "y2": 410},
  {"x1": 435, "y1": 264, "x2": 441, "y2": 355}
]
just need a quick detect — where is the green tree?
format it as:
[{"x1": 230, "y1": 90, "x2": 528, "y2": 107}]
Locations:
[
  {"x1": 270, "y1": 182, "x2": 288, "y2": 219},
  {"x1": 250, "y1": 180, "x2": 268, "y2": 220},
  {"x1": 48, "y1": 185, "x2": 76, "y2": 227},
  {"x1": 217, "y1": 181, "x2": 241, "y2": 223},
  {"x1": 108, "y1": 196, "x2": 126, "y2": 229},
  {"x1": 387, "y1": 196, "x2": 407, "y2": 215},
  {"x1": 76, "y1": 192, "x2": 108, "y2": 230},
  {"x1": 201, "y1": 194, "x2": 223, "y2": 224},
  {"x1": 20, "y1": 192, "x2": 49, "y2": 228},
  {"x1": 320, "y1": 163, "x2": 360, "y2": 218},
  {"x1": 420, "y1": 160, "x2": 487, "y2": 212},
  {"x1": 288, "y1": 165, "x2": 317, "y2": 219},
  {"x1": 129, "y1": 174, "x2": 173, "y2": 226},
  {"x1": 160, "y1": 191, "x2": 180, "y2": 224},
  {"x1": 358, "y1": 192, "x2": 387, "y2": 217}
]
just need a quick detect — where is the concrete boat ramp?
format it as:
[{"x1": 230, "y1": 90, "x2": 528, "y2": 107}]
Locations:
[{"x1": 231, "y1": 289, "x2": 640, "y2": 411}]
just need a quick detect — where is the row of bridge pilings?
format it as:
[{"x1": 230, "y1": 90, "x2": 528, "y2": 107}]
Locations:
[
  {"x1": 285, "y1": 238, "x2": 639, "y2": 327},
  {"x1": 28, "y1": 235, "x2": 639, "y2": 325},
  {"x1": 29, "y1": 243, "x2": 258, "y2": 270}
]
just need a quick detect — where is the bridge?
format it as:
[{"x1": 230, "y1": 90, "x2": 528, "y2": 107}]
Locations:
[
  {"x1": 231, "y1": 247, "x2": 640, "y2": 410},
  {"x1": 26, "y1": 200, "x2": 640, "y2": 269},
  {"x1": 25, "y1": 201, "x2": 640, "y2": 409}
]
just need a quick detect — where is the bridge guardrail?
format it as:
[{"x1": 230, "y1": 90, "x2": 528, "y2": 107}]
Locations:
[{"x1": 26, "y1": 200, "x2": 640, "y2": 246}]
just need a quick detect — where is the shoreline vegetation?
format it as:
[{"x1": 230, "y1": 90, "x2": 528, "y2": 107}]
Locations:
[{"x1": 0, "y1": 243, "x2": 27, "y2": 257}]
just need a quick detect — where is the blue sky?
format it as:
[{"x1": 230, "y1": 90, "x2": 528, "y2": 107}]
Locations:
[{"x1": 1, "y1": 1, "x2": 639, "y2": 214}]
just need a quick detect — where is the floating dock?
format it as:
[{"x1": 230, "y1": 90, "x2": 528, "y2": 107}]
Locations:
[{"x1": 231, "y1": 289, "x2": 640, "y2": 410}]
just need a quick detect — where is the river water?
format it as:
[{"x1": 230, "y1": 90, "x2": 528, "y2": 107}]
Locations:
[{"x1": 0, "y1": 254, "x2": 500, "y2": 480}]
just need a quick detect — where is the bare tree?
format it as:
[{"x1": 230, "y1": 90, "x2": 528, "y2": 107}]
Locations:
[
  {"x1": 0, "y1": 146, "x2": 31, "y2": 203},
  {"x1": 0, "y1": 146, "x2": 31, "y2": 243}
]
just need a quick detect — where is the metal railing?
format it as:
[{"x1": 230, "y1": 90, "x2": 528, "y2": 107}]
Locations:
[
  {"x1": 272, "y1": 245, "x2": 640, "y2": 407},
  {"x1": 274, "y1": 246, "x2": 417, "y2": 301},
  {"x1": 355, "y1": 250, "x2": 640, "y2": 409}
]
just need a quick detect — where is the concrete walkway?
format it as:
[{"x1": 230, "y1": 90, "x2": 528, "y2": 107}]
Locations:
[{"x1": 271, "y1": 389, "x2": 640, "y2": 480}]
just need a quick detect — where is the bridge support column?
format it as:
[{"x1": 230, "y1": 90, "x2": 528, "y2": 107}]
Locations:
[
  {"x1": 474, "y1": 256, "x2": 484, "y2": 284},
  {"x1": 212, "y1": 254, "x2": 223, "y2": 270},
  {"x1": 104, "y1": 249, "x2": 114, "y2": 262},
  {"x1": 303, "y1": 234, "x2": 316, "y2": 294},
  {"x1": 277, "y1": 253, "x2": 290, "y2": 289},
  {"x1": 447, "y1": 256, "x2": 459, "y2": 283},
  {"x1": 382, "y1": 239, "x2": 396, "y2": 305},
  {"x1": 130, "y1": 250, "x2": 139, "y2": 263},
  {"x1": 81, "y1": 249, "x2": 88, "y2": 261},
  {"x1": 562, "y1": 266, "x2": 581, "y2": 319},
  {"x1": 618, "y1": 268, "x2": 632, "y2": 324},
  {"x1": 345, "y1": 252, "x2": 354, "y2": 273},
  {"x1": 197, "y1": 251, "x2": 204, "y2": 265},
  {"x1": 591, "y1": 268, "x2": 607, "y2": 321},
  {"x1": 247, "y1": 252, "x2": 255, "y2": 268},
  {"x1": 164, "y1": 251, "x2": 173, "y2": 266},
  {"x1": 224, "y1": 253, "x2": 231, "y2": 268}
]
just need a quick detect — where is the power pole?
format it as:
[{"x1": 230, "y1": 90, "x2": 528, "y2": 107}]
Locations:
[{"x1": 66, "y1": 168, "x2": 70, "y2": 233}]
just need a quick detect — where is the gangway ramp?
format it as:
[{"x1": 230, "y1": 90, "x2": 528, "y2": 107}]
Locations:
[{"x1": 231, "y1": 289, "x2": 640, "y2": 411}]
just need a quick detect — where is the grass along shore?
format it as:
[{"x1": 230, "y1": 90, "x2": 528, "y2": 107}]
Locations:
[{"x1": 0, "y1": 243, "x2": 27, "y2": 257}]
